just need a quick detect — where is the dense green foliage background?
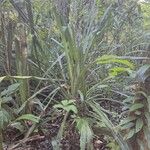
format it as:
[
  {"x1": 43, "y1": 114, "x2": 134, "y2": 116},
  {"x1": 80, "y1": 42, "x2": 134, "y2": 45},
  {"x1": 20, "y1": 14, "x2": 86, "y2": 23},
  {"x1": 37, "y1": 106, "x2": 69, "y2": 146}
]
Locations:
[{"x1": 0, "y1": 0, "x2": 150, "y2": 150}]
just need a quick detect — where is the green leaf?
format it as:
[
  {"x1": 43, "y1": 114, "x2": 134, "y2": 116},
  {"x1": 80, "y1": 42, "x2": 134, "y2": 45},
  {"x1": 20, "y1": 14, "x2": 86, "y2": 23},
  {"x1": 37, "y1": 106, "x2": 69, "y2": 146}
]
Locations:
[
  {"x1": 123, "y1": 97, "x2": 133, "y2": 103},
  {"x1": 0, "y1": 76, "x2": 6, "y2": 83},
  {"x1": 0, "y1": 108, "x2": 11, "y2": 128},
  {"x1": 12, "y1": 76, "x2": 32, "y2": 79},
  {"x1": 2, "y1": 96, "x2": 12, "y2": 103},
  {"x1": 121, "y1": 122, "x2": 135, "y2": 130},
  {"x1": 109, "y1": 67, "x2": 131, "y2": 77},
  {"x1": 1, "y1": 83, "x2": 20, "y2": 96},
  {"x1": 130, "y1": 103, "x2": 144, "y2": 111},
  {"x1": 64, "y1": 105, "x2": 78, "y2": 114},
  {"x1": 17, "y1": 101, "x2": 28, "y2": 114},
  {"x1": 53, "y1": 104, "x2": 64, "y2": 109},
  {"x1": 124, "y1": 129, "x2": 135, "y2": 140},
  {"x1": 97, "y1": 55, "x2": 134, "y2": 69},
  {"x1": 76, "y1": 118, "x2": 93, "y2": 150},
  {"x1": 54, "y1": 103, "x2": 78, "y2": 114},
  {"x1": 16, "y1": 114, "x2": 40, "y2": 123},
  {"x1": 78, "y1": 90, "x2": 84, "y2": 102},
  {"x1": 134, "y1": 111, "x2": 142, "y2": 115},
  {"x1": 13, "y1": 76, "x2": 48, "y2": 80},
  {"x1": 135, "y1": 118, "x2": 144, "y2": 133},
  {"x1": 97, "y1": 85, "x2": 108, "y2": 89},
  {"x1": 147, "y1": 96, "x2": 150, "y2": 112},
  {"x1": 10, "y1": 122, "x2": 25, "y2": 133},
  {"x1": 54, "y1": 100, "x2": 77, "y2": 113},
  {"x1": 107, "y1": 141, "x2": 120, "y2": 150},
  {"x1": 61, "y1": 100, "x2": 75, "y2": 106},
  {"x1": 136, "y1": 91, "x2": 148, "y2": 99},
  {"x1": 145, "y1": 112, "x2": 150, "y2": 126},
  {"x1": 0, "y1": 76, "x2": 48, "y2": 83},
  {"x1": 136, "y1": 64, "x2": 150, "y2": 82},
  {"x1": 120, "y1": 116, "x2": 136, "y2": 126}
]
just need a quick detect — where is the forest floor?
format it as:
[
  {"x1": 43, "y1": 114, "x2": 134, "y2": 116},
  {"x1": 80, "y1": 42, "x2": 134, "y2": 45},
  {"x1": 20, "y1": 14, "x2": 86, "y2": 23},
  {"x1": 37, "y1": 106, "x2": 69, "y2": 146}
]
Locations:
[
  {"x1": 2, "y1": 83, "x2": 122, "y2": 150},
  {"x1": 3, "y1": 113, "x2": 112, "y2": 150},
  {"x1": 3, "y1": 119, "x2": 109, "y2": 150},
  {"x1": 3, "y1": 100, "x2": 122, "y2": 150}
]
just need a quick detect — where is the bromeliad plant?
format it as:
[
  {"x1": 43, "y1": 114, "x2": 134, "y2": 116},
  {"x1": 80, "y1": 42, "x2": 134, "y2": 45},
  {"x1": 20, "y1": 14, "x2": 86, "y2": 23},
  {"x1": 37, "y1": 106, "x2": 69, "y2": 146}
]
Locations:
[{"x1": 50, "y1": 2, "x2": 131, "y2": 149}]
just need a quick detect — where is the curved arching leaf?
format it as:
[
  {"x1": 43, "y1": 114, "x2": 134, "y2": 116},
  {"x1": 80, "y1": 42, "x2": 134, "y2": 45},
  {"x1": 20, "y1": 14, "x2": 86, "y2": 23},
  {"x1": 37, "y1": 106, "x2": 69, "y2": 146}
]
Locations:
[{"x1": 136, "y1": 64, "x2": 150, "y2": 83}]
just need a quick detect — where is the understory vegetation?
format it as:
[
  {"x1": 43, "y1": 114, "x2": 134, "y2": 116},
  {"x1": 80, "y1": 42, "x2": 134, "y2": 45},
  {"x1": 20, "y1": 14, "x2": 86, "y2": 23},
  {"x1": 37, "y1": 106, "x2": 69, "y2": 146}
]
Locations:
[{"x1": 0, "y1": 0, "x2": 150, "y2": 150}]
